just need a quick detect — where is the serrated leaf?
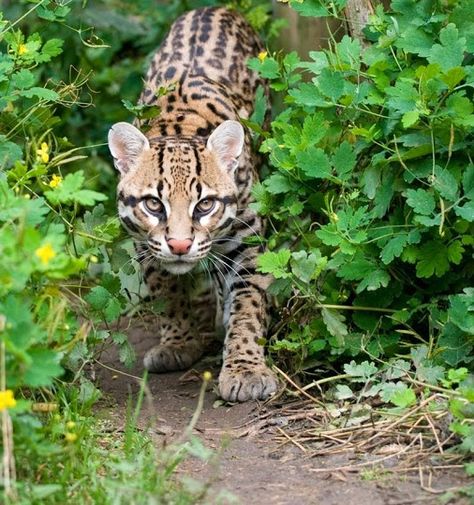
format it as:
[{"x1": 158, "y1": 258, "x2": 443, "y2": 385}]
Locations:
[
  {"x1": 296, "y1": 147, "x2": 332, "y2": 178},
  {"x1": 85, "y1": 286, "x2": 110, "y2": 310},
  {"x1": 290, "y1": 250, "x2": 326, "y2": 283},
  {"x1": 332, "y1": 141, "x2": 356, "y2": 178},
  {"x1": 416, "y1": 240, "x2": 450, "y2": 278},
  {"x1": 38, "y1": 39, "x2": 63, "y2": 63},
  {"x1": 20, "y1": 87, "x2": 59, "y2": 101},
  {"x1": 335, "y1": 384, "x2": 353, "y2": 400},
  {"x1": 289, "y1": 83, "x2": 329, "y2": 107},
  {"x1": 402, "y1": 110, "x2": 419, "y2": 128},
  {"x1": 263, "y1": 173, "x2": 293, "y2": 194},
  {"x1": 454, "y1": 201, "x2": 474, "y2": 221},
  {"x1": 11, "y1": 69, "x2": 34, "y2": 90},
  {"x1": 321, "y1": 308, "x2": 348, "y2": 341},
  {"x1": 447, "y1": 241, "x2": 464, "y2": 264},
  {"x1": 0, "y1": 136, "x2": 22, "y2": 168},
  {"x1": 45, "y1": 171, "x2": 107, "y2": 206},
  {"x1": 380, "y1": 230, "x2": 420, "y2": 264},
  {"x1": 337, "y1": 258, "x2": 374, "y2": 280},
  {"x1": 24, "y1": 348, "x2": 63, "y2": 387},
  {"x1": 257, "y1": 249, "x2": 291, "y2": 278},
  {"x1": 344, "y1": 360, "x2": 377, "y2": 381},
  {"x1": 317, "y1": 68, "x2": 345, "y2": 101},
  {"x1": 356, "y1": 269, "x2": 390, "y2": 293},
  {"x1": 405, "y1": 188, "x2": 435, "y2": 215},
  {"x1": 316, "y1": 224, "x2": 342, "y2": 246},
  {"x1": 389, "y1": 385, "x2": 417, "y2": 408},
  {"x1": 289, "y1": 0, "x2": 331, "y2": 17},
  {"x1": 434, "y1": 167, "x2": 458, "y2": 201},
  {"x1": 428, "y1": 23, "x2": 466, "y2": 72}
]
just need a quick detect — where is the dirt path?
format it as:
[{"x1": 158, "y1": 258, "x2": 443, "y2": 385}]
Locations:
[{"x1": 96, "y1": 322, "x2": 469, "y2": 505}]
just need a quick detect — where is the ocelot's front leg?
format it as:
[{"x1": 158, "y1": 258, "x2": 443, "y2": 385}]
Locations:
[
  {"x1": 142, "y1": 265, "x2": 207, "y2": 372},
  {"x1": 217, "y1": 246, "x2": 279, "y2": 402}
]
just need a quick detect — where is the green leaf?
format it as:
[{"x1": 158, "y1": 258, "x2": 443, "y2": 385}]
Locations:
[
  {"x1": 380, "y1": 230, "x2": 421, "y2": 265},
  {"x1": 415, "y1": 241, "x2": 450, "y2": 278},
  {"x1": 356, "y1": 268, "x2": 390, "y2": 293},
  {"x1": 448, "y1": 291, "x2": 474, "y2": 334},
  {"x1": 434, "y1": 166, "x2": 458, "y2": 201},
  {"x1": 263, "y1": 173, "x2": 293, "y2": 194},
  {"x1": 337, "y1": 35, "x2": 361, "y2": 69},
  {"x1": 405, "y1": 188, "x2": 435, "y2": 215},
  {"x1": 396, "y1": 26, "x2": 434, "y2": 57},
  {"x1": 317, "y1": 68, "x2": 345, "y2": 101},
  {"x1": 316, "y1": 224, "x2": 342, "y2": 246},
  {"x1": 344, "y1": 360, "x2": 377, "y2": 381},
  {"x1": 290, "y1": 250, "x2": 326, "y2": 283},
  {"x1": 257, "y1": 249, "x2": 291, "y2": 279},
  {"x1": 85, "y1": 286, "x2": 110, "y2": 310},
  {"x1": 38, "y1": 38, "x2": 63, "y2": 63},
  {"x1": 11, "y1": 69, "x2": 34, "y2": 90},
  {"x1": 386, "y1": 79, "x2": 418, "y2": 114},
  {"x1": 248, "y1": 56, "x2": 280, "y2": 79},
  {"x1": 335, "y1": 384, "x2": 353, "y2": 400},
  {"x1": 301, "y1": 113, "x2": 326, "y2": 146},
  {"x1": 20, "y1": 87, "x2": 59, "y2": 101},
  {"x1": 250, "y1": 85, "x2": 267, "y2": 127},
  {"x1": 289, "y1": 0, "x2": 331, "y2": 17},
  {"x1": 45, "y1": 171, "x2": 107, "y2": 206},
  {"x1": 23, "y1": 349, "x2": 63, "y2": 387},
  {"x1": 332, "y1": 141, "x2": 356, "y2": 178},
  {"x1": 438, "y1": 324, "x2": 473, "y2": 367},
  {"x1": 428, "y1": 24, "x2": 466, "y2": 72},
  {"x1": 402, "y1": 110, "x2": 419, "y2": 128},
  {"x1": 337, "y1": 258, "x2": 374, "y2": 280},
  {"x1": 0, "y1": 136, "x2": 22, "y2": 168},
  {"x1": 289, "y1": 83, "x2": 329, "y2": 107},
  {"x1": 296, "y1": 147, "x2": 332, "y2": 179},
  {"x1": 447, "y1": 240, "x2": 464, "y2": 264},
  {"x1": 321, "y1": 308, "x2": 348, "y2": 342},
  {"x1": 389, "y1": 384, "x2": 417, "y2": 408},
  {"x1": 454, "y1": 201, "x2": 474, "y2": 221}
]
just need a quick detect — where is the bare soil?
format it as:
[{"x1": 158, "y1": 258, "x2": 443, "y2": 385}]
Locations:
[{"x1": 96, "y1": 322, "x2": 470, "y2": 505}]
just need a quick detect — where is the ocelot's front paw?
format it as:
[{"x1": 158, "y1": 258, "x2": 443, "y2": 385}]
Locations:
[
  {"x1": 143, "y1": 341, "x2": 202, "y2": 373},
  {"x1": 218, "y1": 362, "x2": 278, "y2": 402}
]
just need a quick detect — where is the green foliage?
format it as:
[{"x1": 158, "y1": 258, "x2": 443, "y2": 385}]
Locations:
[{"x1": 249, "y1": 0, "x2": 474, "y2": 376}]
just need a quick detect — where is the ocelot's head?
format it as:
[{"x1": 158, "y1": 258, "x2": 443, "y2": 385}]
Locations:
[{"x1": 108, "y1": 121, "x2": 243, "y2": 274}]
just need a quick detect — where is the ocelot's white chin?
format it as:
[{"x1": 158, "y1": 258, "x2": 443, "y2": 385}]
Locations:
[{"x1": 162, "y1": 260, "x2": 198, "y2": 275}]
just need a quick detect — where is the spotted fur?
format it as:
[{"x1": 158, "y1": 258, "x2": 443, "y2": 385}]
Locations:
[{"x1": 108, "y1": 7, "x2": 278, "y2": 402}]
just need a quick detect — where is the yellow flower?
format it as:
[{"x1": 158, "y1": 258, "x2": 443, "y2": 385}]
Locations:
[
  {"x1": 203, "y1": 371, "x2": 212, "y2": 382},
  {"x1": 258, "y1": 51, "x2": 268, "y2": 62},
  {"x1": 36, "y1": 142, "x2": 50, "y2": 164},
  {"x1": 65, "y1": 432, "x2": 78, "y2": 443},
  {"x1": 66, "y1": 421, "x2": 76, "y2": 429},
  {"x1": 35, "y1": 243, "x2": 56, "y2": 265},
  {"x1": 0, "y1": 390, "x2": 16, "y2": 411},
  {"x1": 18, "y1": 44, "x2": 28, "y2": 55},
  {"x1": 49, "y1": 174, "x2": 62, "y2": 188}
]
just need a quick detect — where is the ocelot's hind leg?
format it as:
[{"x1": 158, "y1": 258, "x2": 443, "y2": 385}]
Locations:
[{"x1": 142, "y1": 266, "x2": 214, "y2": 372}]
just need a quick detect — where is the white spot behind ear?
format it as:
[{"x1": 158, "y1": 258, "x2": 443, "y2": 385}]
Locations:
[
  {"x1": 206, "y1": 120, "x2": 245, "y2": 173},
  {"x1": 108, "y1": 122, "x2": 150, "y2": 175}
]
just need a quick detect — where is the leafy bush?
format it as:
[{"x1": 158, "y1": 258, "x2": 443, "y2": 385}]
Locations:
[
  {"x1": 0, "y1": 0, "x2": 277, "y2": 500},
  {"x1": 250, "y1": 0, "x2": 473, "y2": 374}
]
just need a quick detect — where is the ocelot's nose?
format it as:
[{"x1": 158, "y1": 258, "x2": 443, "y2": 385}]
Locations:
[{"x1": 166, "y1": 238, "x2": 193, "y2": 256}]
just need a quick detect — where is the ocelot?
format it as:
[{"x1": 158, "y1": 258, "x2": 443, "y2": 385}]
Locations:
[{"x1": 107, "y1": 6, "x2": 278, "y2": 402}]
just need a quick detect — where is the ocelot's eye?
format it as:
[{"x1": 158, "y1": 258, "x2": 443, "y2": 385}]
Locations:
[
  {"x1": 144, "y1": 197, "x2": 164, "y2": 215},
  {"x1": 195, "y1": 198, "x2": 216, "y2": 215}
]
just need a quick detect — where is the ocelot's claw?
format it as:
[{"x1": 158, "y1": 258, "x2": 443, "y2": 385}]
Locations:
[
  {"x1": 143, "y1": 342, "x2": 202, "y2": 373},
  {"x1": 218, "y1": 362, "x2": 278, "y2": 402}
]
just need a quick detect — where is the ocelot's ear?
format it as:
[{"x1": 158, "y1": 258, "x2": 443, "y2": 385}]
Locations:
[
  {"x1": 206, "y1": 120, "x2": 244, "y2": 173},
  {"x1": 108, "y1": 122, "x2": 150, "y2": 175}
]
